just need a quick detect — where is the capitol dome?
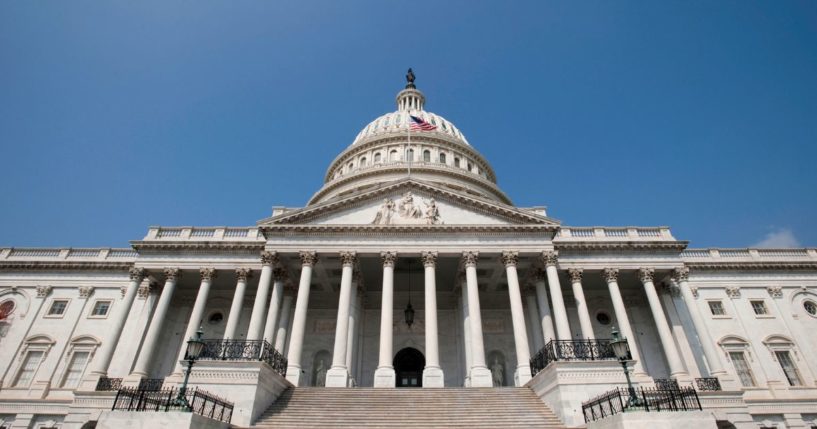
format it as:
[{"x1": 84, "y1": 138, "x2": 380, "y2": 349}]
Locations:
[{"x1": 308, "y1": 70, "x2": 510, "y2": 206}]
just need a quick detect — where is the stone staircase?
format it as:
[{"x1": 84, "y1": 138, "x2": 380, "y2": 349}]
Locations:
[{"x1": 247, "y1": 387, "x2": 567, "y2": 428}]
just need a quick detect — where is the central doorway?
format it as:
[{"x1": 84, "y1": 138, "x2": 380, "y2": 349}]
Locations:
[{"x1": 394, "y1": 347, "x2": 425, "y2": 388}]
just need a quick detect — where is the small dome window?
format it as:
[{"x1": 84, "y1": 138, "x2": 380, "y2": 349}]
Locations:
[
  {"x1": 431, "y1": 117, "x2": 437, "y2": 126},
  {"x1": 360, "y1": 157, "x2": 367, "y2": 166},
  {"x1": 454, "y1": 157, "x2": 461, "y2": 168},
  {"x1": 374, "y1": 153, "x2": 382, "y2": 163},
  {"x1": 467, "y1": 162, "x2": 473, "y2": 171},
  {"x1": 441, "y1": 121, "x2": 448, "y2": 131},
  {"x1": 423, "y1": 150, "x2": 431, "y2": 162},
  {"x1": 407, "y1": 149, "x2": 414, "y2": 161},
  {"x1": 389, "y1": 150, "x2": 398, "y2": 162},
  {"x1": 348, "y1": 162, "x2": 354, "y2": 171},
  {"x1": 439, "y1": 153, "x2": 447, "y2": 164}
]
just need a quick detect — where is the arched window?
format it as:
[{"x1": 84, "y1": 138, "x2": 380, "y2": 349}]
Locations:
[
  {"x1": 423, "y1": 150, "x2": 431, "y2": 162},
  {"x1": 719, "y1": 335, "x2": 756, "y2": 387},
  {"x1": 763, "y1": 335, "x2": 804, "y2": 386},
  {"x1": 454, "y1": 157, "x2": 460, "y2": 168},
  {"x1": 389, "y1": 150, "x2": 398, "y2": 162},
  {"x1": 406, "y1": 149, "x2": 414, "y2": 161},
  {"x1": 360, "y1": 157, "x2": 367, "y2": 166},
  {"x1": 13, "y1": 334, "x2": 55, "y2": 388},
  {"x1": 439, "y1": 153, "x2": 447, "y2": 164},
  {"x1": 374, "y1": 153, "x2": 382, "y2": 163},
  {"x1": 467, "y1": 162, "x2": 473, "y2": 172}
]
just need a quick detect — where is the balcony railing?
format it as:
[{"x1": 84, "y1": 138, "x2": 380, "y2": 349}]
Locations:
[
  {"x1": 530, "y1": 339, "x2": 617, "y2": 376},
  {"x1": 197, "y1": 339, "x2": 288, "y2": 377},
  {"x1": 96, "y1": 377, "x2": 123, "y2": 391},
  {"x1": 582, "y1": 386, "x2": 701, "y2": 423},
  {"x1": 654, "y1": 378, "x2": 681, "y2": 391},
  {"x1": 694, "y1": 377, "x2": 722, "y2": 391},
  {"x1": 112, "y1": 386, "x2": 233, "y2": 424}
]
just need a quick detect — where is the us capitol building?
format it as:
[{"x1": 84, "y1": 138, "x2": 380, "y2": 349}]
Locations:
[{"x1": 1, "y1": 72, "x2": 816, "y2": 429}]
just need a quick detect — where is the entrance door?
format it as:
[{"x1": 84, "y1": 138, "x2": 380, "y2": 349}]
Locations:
[{"x1": 394, "y1": 347, "x2": 425, "y2": 388}]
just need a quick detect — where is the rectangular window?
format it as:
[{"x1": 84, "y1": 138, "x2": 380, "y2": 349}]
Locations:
[
  {"x1": 708, "y1": 301, "x2": 725, "y2": 316},
  {"x1": 91, "y1": 300, "x2": 111, "y2": 317},
  {"x1": 775, "y1": 351, "x2": 803, "y2": 386},
  {"x1": 13, "y1": 350, "x2": 44, "y2": 387},
  {"x1": 751, "y1": 300, "x2": 769, "y2": 315},
  {"x1": 61, "y1": 351, "x2": 90, "y2": 388},
  {"x1": 48, "y1": 300, "x2": 68, "y2": 316},
  {"x1": 729, "y1": 351, "x2": 756, "y2": 387}
]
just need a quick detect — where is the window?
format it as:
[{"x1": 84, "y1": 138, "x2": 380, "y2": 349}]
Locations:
[
  {"x1": 708, "y1": 300, "x2": 725, "y2": 316},
  {"x1": 389, "y1": 150, "x2": 398, "y2": 162},
  {"x1": 805, "y1": 300, "x2": 817, "y2": 316},
  {"x1": 14, "y1": 350, "x2": 44, "y2": 387},
  {"x1": 439, "y1": 153, "x2": 446, "y2": 164},
  {"x1": 360, "y1": 157, "x2": 367, "y2": 167},
  {"x1": 48, "y1": 300, "x2": 68, "y2": 316},
  {"x1": 406, "y1": 148, "x2": 414, "y2": 161},
  {"x1": 90, "y1": 300, "x2": 111, "y2": 317},
  {"x1": 423, "y1": 150, "x2": 431, "y2": 162},
  {"x1": 60, "y1": 351, "x2": 89, "y2": 388},
  {"x1": 454, "y1": 157, "x2": 460, "y2": 168},
  {"x1": 374, "y1": 153, "x2": 382, "y2": 163},
  {"x1": 596, "y1": 312, "x2": 611, "y2": 325},
  {"x1": 0, "y1": 300, "x2": 15, "y2": 321},
  {"x1": 208, "y1": 312, "x2": 224, "y2": 325},
  {"x1": 728, "y1": 351, "x2": 756, "y2": 387},
  {"x1": 347, "y1": 162, "x2": 353, "y2": 171},
  {"x1": 751, "y1": 300, "x2": 769, "y2": 315},
  {"x1": 775, "y1": 351, "x2": 802, "y2": 386},
  {"x1": 467, "y1": 162, "x2": 473, "y2": 172}
]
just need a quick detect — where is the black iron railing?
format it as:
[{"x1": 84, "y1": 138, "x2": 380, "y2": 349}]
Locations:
[
  {"x1": 197, "y1": 339, "x2": 287, "y2": 377},
  {"x1": 112, "y1": 386, "x2": 233, "y2": 424},
  {"x1": 695, "y1": 377, "x2": 722, "y2": 391},
  {"x1": 654, "y1": 378, "x2": 681, "y2": 391},
  {"x1": 96, "y1": 377, "x2": 123, "y2": 391},
  {"x1": 137, "y1": 378, "x2": 166, "y2": 391},
  {"x1": 530, "y1": 339, "x2": 618, "y2": 376},
  {"x1": 582, "y1": 386, "x2": 701, "y2": 423}
]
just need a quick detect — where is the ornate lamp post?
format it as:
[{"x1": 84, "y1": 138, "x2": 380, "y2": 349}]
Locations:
[
  {"x1": 610, "y1": 326, "x2": 640, "y2": 407},
  {"x1": 173, "y1": 327, "x2": 206, "y2": 410}
]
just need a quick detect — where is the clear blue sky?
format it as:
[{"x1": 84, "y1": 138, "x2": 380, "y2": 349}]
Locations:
[{"x1": 1, "y1": 1, "x2": 815, "y2": 249}]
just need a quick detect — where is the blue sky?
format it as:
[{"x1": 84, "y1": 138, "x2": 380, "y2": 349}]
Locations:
[{"x1": 1, "y1": 1, "x2": 815, "y2": 248}]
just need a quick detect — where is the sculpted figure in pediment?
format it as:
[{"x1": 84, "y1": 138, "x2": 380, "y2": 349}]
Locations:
[
  {"x1": 370, "y1": 192, "x2": 444, "y2": 225},
  {"x1": 424, "y1": 198, "x2": 442, "y2": 225},
  {"x1": 399, "y1": 192, "x2": 423, "y2": 219},
  {"x1": 372, "y1": 198, "x2": 395, "y2": 225}
]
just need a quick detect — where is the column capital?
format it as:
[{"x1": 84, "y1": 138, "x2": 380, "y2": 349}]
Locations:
[
  {"x1": 661, "y1": 282, "x2": 681, "y2": 297},
  {"x1": 422, "y1": 251, "x2": 438, "y2": 267},
  {"x1": 541, "y1": 250, "x2": 559, "y2": 267},
  {"x1": 235, "y1": 268, "x2": 252, "y2": 281},
  {"x1": 672, "y1": 266, "x2": 690, "y2": 282},
  {"x1": 78, "y1": 286, "x2": 95, "y2": 299},
  {"x1": 568, "y1": 268, "x2": 583, "y2": 283},
  {"x1": 163, "y1": 268, "x2": 181, "y2": 281},
  {"x1": 533, "y1": 268, "x2": 547, "y2": 282},
  {"x1": 129, "y1": 267, "x2": 146, "y2": 281},
  {"x1": 261, "y1": 251, "x2": 279, "y2": 266},
  {"x1": 638, "y1": 267, "x2": 655, "y2": 283},
  {"x1": 500, "y1": 251, "x2": 518, "y2": 267},
  {"x1": 273, "y1": 267, "x2": 288, "y2": 281},
  {"x1": 462, "y1": 251, "x2": 479, "y2": 267},
  {"x1": 602, "y1": 267, "x2": 619, "y2": 283},
  {"x1": 340, "y1": 251, "x2": 357, "y2": 267},
  {"x1": 381, "y1": 251, "x2": 398, "y2": 267},
  {"x1": 299, "y1": 251, "x2": 318, "y2": 267},
  {"x1": 138, "y1": 282, "x2": 157, "y2": 299},
  {"x1": 36, "y1": 285, "x2": 52, "y2": 298},
  {"x1": 200, "y1": 267, "x2": 217, "y2": 281}
]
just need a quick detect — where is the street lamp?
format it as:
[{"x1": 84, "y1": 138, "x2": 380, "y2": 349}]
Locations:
[
  {"x1": 173, "y1": 327, "x2": 206, "y2": 410},
  {"x1": 610, "y1": 326, "x2": 640, "y2": 407}
]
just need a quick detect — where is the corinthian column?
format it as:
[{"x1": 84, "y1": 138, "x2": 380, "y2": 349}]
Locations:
[
  {"x1": 326, "y1": 252, "x2": 356, "y2": 387},
  {"x1": 533, "y1": 269, "x2": 556, "y2": 343},
  {"x1": 374, "y1": 251, "x2": 397, "y2": 387},
  {"x1": 131, "y1": 268, "x2": 180, "y2": 378},
  {"x1": 262, "y1": 268, "x2": 286, "y2": 345},
  {"x1": 223, "y1": 268, "x2": 251, "y2": 340},
  {"x1": 673, "y1": 268, "x2": 725, "y2": 377},
  {"x1": 603, "y1": 268, "x2": 645, "y2": 375},
  {"x1": 568, "y1": 268, "x2": 595, "y2": 340},
  {"x1": 285, "y1": 251, "x2": 317, "y2": 386},
  {"x1": 422, "y1": 251, "x2": 444, "y2": 387},
  {"x1": 463, "y1": 251, "x2": 492, "y2": 387},
  {"x1": 173, "y1": 267, "x2": 216, "y2": 375},
  {"x1": 640, "y1": 268, "x2": 686, "y2": 377},
  {"x1": 247, "y1": 251, "x2": 277, "y2": 341},
  {"x1": 502, "y1": 251, "x2": 532, "y2": 386},
  {"x1": 542, "y1": 251, "x2": 571, "y2": 340},
  {"x1": 525, "y1": 285, "x2": 545, "y2": 353}
]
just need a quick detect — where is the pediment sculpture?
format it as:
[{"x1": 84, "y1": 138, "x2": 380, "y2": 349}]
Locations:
[{"x1": 371, "y1": 192, "x2": 443, "y2": 225}]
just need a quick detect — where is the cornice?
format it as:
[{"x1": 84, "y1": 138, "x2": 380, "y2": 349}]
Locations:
[
  {"x1": 686, "y1": 261, "x2": 817, "y2": 271},
  {"x1": 310, "y1": 163, "x2": 510, "y2": 206},
  {"x1": 260, "y1": 224, "x2": 558, "y2": 235},
  {"x1": 0, "y1": 261, "x2": 133, "y2": 272},
  {"x1": 130, "y1": 241, "x2": 265, "y2": 251},
  {"x1": 555, "y1": 241, "x2": 688, "y2": 251}
]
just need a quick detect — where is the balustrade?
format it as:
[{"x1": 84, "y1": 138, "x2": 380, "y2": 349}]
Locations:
[{"x1": 530, "y1": 339, "x2": 617, "y2": 376}]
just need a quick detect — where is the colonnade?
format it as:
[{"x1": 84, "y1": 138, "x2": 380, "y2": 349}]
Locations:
[{"x1": 92, "y1": 250, "x2": 708, "y2": 389}]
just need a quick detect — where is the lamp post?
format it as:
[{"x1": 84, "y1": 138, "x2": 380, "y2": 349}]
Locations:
[
  {"x1": 173, "y1": 327, "x2": 206, "y2": 410},
  {"x1": 610, "y1": 326, "x2": 640, "y2": 408}
]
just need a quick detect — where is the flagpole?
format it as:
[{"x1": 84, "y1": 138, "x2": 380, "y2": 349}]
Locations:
[{"x1": 407, "y1": 109, "x2": 412, "y2": 179}]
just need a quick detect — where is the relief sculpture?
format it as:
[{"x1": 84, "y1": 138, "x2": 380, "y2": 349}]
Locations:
[{"x1": 371, "y1": 192, "x2": 443, "y2": 225}]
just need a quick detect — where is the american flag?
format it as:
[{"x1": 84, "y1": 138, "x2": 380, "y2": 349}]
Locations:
[{"x1": 409, "y1": 115, "x2": 437, "y2": 131}]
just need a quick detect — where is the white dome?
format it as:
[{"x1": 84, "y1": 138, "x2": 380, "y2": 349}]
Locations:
[{"x1": 351, "y1": 110, "x2": 469, "y2": 146}]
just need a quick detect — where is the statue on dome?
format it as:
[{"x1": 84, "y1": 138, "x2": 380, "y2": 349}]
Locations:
[
  {"x1": 372, "y1": 198, "x2": 395, "y2": 225},
  {"x1": 406, "y1": 68, "x2": 416, "y2": 88}
]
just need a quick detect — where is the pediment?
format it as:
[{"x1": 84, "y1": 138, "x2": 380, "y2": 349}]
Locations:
[{"x1": 258, "y1": 179, "x2": 559, "y2": 228}]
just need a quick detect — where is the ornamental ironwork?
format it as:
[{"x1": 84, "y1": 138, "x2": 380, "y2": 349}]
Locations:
[
  {"x1": 196, "y1": 339, "x2": 287, "y2": 377},
  {"x1": 95, "y1": 377, "x2": 123, "y2": 391},
  {"x1": 694, "y1": 377, "x2": 722, "y2": 391},
  {"x1": 112, "y1": 386, "x2": 233, "y2": 424},
  {"x1": 529, "y1": 339, "x2": 618, "y2": 376},
  {"x1": 582, "y1": 386, "x2": 701, "y2": 423},
  {"x1": 654, "y1": 378, "x2": 680, "y2": 391}
]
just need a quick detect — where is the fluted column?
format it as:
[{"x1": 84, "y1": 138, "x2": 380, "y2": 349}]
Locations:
[
  {"x1": 285, "y1": 251, "x2": 317, "y2": 386},
  {"x1": 274, "y1": 290, "x2": 294, "y2": 353},
  {"x1": 502, "y1": 251, "x2": 532, "y2": 386},
  {"x1": 131, "y1": 268, "x2": 180, "y2": 378},
  {"x1": 603, "y1": 268, "x2": 645, "y2": 375},
  {"x1": 640, "y1": 268, "x2": 686, "y2": 377},
  {"x1": 173, "y1": 267, "x2": 216, "y2": 374},
  {"x1": 326, "y1": 252, "x2": 356, "y2": 387},
  {"x1": 422, "y1": 251, "x2": 444, "y2": 387},
  {"x1": 525, "y1": 286, "x2": 545, "y2": 353},
  {"x1": 463, "y1": 251, "x2": 492, "y2": 387},
  {"x1": 247, "y1": 252, "x2": 277, "y2": 341},
  {"x1": 88, "y1": 267, "x2": 145, "y2": 379},
  {"x1": 568, "y1": 268, "x2": 595, "y2": 340},
  {"x1": 533, "y1": 269, "x2": 556, "y2": 343},
  {"x1": 262, "y1": 268, "x2": 286, "y2": 345},
  {"x1": 459, "y1": 275, "x2": 473, "y2": 386},
  {"x1": 223, "y1": 268, "x2": 251, "y2": 340},
  {"x1": 673, "y1": 268, "x2": 725, "y2": 376},
  {"x1": 542, "y1": 251, "x2": 571, "y2": 340},
  {"x1": 374, "y1": 251, "x2": 397, "y2": 387}
]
